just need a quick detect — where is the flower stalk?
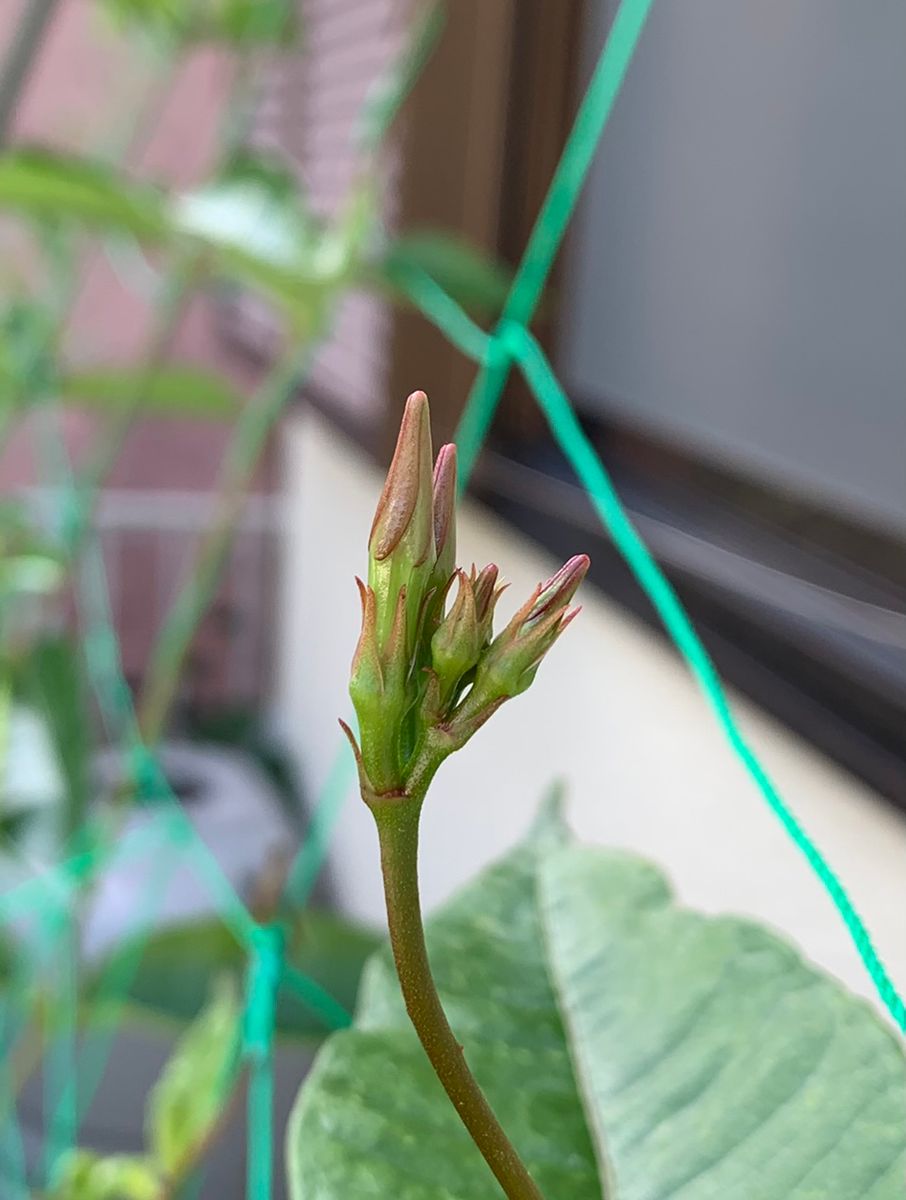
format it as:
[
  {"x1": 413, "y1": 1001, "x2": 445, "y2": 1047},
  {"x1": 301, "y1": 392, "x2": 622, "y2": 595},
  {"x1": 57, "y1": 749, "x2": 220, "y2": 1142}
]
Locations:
[{"x1": 344, "y1": 390, "x2": 588, "y2": 1200}]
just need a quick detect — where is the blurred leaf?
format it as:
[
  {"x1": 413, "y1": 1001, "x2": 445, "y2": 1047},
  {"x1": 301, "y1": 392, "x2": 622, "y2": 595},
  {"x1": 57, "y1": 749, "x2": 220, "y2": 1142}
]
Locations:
[
  {"x1": 90, "y1": 910, "x2": 379, "y2": 1041},
  {"x1": 49, "y1": 1149, "x2": 160, "y2": 1200},
  {"x1": 0, "y1": 805, "x2": 39, "y2": 844},
  {"x1": 358, "y1": 2, "x2": 444, "y2": 150},
  {"x1": 373, "y1": 230, "x2": 512, "y2": 317},
  {"x1": 215, "y1": 0, "x2": 296, "y2": 45},
  {"x1": 0, "y1": 151, "x2": 382, "y2": 325},
  {"x1": 145, "y1": 978, "x2": 240, "y2": 1179},
  {"x1": 358, "y1": 2, "x2": 444, "y2": 151},
  {"x1": 171, "y1": 154, "x2": 339, "y2": 320},
  {"x1": 0, "y1": 150, "x2": 168, "y2": 239},
  {"x1": 0, "y1": 503, "x2": 65, "y2": 602},
  {"x1": 0, "y1": 553, "x2": 64, "y2": 599},
  {"x1": 0, "y1": 928, "x2": 14, "y2": 980},
  {"x1": 63, "y1": 364, "x2": 241, "y2": 419},
  {"x1": 26, "y1": 636, "x2": 89, "y2": 841},
  {"x1": 0, "y1": 296, "x2": 60, "y2": 408},
  {"x1": 100, "y1": 0, "x2": 296, "y2": 47}
]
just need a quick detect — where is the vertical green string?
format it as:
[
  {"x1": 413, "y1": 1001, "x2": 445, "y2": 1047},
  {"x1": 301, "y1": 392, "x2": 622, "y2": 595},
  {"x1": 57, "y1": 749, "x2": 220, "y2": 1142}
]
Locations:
[
  {"x1": 394, "y1": 251, "x2": 906, "y2": 1033},
  {"x1": 455, "y1": 0, "x2": 656, "y2": 481},
  {"x1": 243, "y1": 925, "x2": 283, "y2": 1200},
  {"x1": 283, "y1": 743, "x2": 357, "y2": 911},
  {"x1": 42, "y1": 912, "x2": 76, "y2": 1185},
  {"x1": 503, "y1": 324, "x2": 906, "y2": 1034}
]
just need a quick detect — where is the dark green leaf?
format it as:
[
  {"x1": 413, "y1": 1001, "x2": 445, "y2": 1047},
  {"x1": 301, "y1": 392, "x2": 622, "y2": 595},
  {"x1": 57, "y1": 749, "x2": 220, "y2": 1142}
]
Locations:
[
  {"x1": 62, "y1": 364, "x2": 241, "y2": 419},
  {"x1": 90, "y1": 910, "x2": 379, "y2": 1041},
  {"x1": 373, "y1": 230, "x2": 512, "y2": 317},
  {"x1": 288, "y1": 806, "x2": 906, "y2": 1198},
  {"x1": 100, "y1": 0, "x2": 296, "y2": 47},
  {"x1": 0, "y1": 805, "x2": 38, "y2": 844},
  {"x1": 26, "y1": 636, "x2": 89, "y2": 841}
]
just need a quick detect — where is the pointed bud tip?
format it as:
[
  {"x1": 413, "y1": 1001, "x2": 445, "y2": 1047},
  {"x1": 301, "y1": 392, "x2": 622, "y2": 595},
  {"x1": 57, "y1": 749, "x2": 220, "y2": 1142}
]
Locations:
[
  {"x1": 369, "y1": 390, "x2": 434, "y2": 562},
  {"x1": 531, "y1": 554, "x2": 590, "y2": 620},
  {"x1": 432, "y1": 442, "x2": 457, "y2": 562}
]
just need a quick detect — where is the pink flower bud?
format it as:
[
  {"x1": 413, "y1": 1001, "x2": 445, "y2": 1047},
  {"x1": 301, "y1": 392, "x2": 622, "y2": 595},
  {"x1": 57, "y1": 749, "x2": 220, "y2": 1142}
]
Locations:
[
  {"x1": 454, "y1": 554, "x2": 589, "y2": 719},
  {"x1": 368, "y1": 391, "x2": 436, "y2": 654},
  {"x1": 431, "y1": 443, "x2": 457, "y2": 589},
  {"x1": 470, "y1": 563, "x2": 504, "y2": 645}
]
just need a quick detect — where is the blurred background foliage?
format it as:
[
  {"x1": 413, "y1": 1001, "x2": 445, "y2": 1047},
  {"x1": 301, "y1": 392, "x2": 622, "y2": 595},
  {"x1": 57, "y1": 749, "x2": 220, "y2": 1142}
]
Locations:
[{"x1": 0, "y1": 1, "x2": 507, "y2": 1194}]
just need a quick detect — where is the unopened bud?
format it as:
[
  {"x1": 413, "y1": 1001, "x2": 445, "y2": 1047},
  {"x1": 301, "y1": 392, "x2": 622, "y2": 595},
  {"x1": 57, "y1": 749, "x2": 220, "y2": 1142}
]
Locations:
[
  {"x1": 457, "y1": 554, "x2": 589, "y2": 717},
  {"x1": 349, "y1": 579, "x2": 407, "y2": 792},
  {"x1": 431, "y1": 444, "x2": 457, "y2": 590},
  {"x1": 430, "y1": 571, "x2": 481, "y2": 707},
  {"x1": 368, "y1": 391, "x2": 435, "y2": 654},
  {"x1": 470, "y1": 563, "x2": 504, "y2": 645}
]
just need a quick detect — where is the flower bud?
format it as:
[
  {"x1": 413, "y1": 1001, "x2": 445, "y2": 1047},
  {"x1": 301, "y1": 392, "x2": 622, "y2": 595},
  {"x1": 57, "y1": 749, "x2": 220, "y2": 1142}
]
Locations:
[
  {"x1": 454, "y1": 554, "x2": 589, "y2": 724},
  {"x1": 368, "y1": 391, "x2": 436, "y2": 655},
  {"x1": 470, "y1": 563, "x2": 504, "y2": 646},
  {"x1": 348, "y1": 386, "x2": 589, "y2": 796},
  {"x1": 431, "y1": 444, "x2": 457, "y2": 589},
  {"x1": 430, "y1": 571, "x2": 481, "y2": 707},
  {"x1": 348, "y1": 579, "x2": 408, "y2": 792}
]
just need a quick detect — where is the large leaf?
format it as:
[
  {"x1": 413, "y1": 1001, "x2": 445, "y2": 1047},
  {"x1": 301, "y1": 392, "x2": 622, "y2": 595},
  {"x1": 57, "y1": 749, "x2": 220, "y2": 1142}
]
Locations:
[
  {"x1": 62, "y1": 364, "x2": 241, "y2": 419},
  {"x1": 89, "y1": 910, "x2": 379, "y2": 1041},
  {"x1": 289, "y1": 809, "x2": 599, "y2": 1198},
  {"x1": 288, "y1": 806, "x2": 906, "y2": 1198}
]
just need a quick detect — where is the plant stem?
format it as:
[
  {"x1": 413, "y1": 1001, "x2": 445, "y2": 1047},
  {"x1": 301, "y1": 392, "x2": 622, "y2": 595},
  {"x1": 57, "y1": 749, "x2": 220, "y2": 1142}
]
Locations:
[
  {"x1": 138, "y1": 346, "x2": 307, "y2": 744},
  {"x1": 63, "y1": 254, "x2": 200, "y2": 554},
  {"x1": 0, "y1": 0, "x2": 60, "y2": 145},
  {"x1": 373, "y1": 796, "x2": 545, "y2": 1200}
]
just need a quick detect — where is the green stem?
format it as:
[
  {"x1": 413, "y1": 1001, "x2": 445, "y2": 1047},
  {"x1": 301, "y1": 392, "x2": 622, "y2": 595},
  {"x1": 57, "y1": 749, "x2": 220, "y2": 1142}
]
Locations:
[
  {"x1": 373, "y1": 795, "x2": 545, "y2": 1200},
  {"x1": 0, "y1": 0, "x2": 60, "y2": 145},
  {"x1": 63, "y1": 254, "x2": 200, "y2": 554},
  {"x1": 138, "y1": 347, "x2": 307, "y2": 744}
]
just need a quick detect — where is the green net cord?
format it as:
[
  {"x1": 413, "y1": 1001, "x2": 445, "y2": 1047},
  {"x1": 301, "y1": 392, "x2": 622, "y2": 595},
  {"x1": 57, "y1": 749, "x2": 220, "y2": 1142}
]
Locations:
[
  {"x1": 503, "y1": 324, "x2": 906, "y2": 1034},
  {"x1": 455, "y1": 0, "x2": 657, "y2": 483},
  {"x1": 243, "y1": 925, "x2": 283, "y2": 1200},
  {"x1": 390, "y1": 246, "x2": 906, "y2": 1034},
  {"x1": 3, "y1": 0, "x2": 902, "y2": 1195}
]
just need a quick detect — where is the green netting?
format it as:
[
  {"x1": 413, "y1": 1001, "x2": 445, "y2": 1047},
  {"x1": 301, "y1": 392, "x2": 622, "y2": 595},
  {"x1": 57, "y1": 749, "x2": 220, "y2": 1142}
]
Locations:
[{"x1": 1, "y1": 0, "x2": 903, "y2": 1196}]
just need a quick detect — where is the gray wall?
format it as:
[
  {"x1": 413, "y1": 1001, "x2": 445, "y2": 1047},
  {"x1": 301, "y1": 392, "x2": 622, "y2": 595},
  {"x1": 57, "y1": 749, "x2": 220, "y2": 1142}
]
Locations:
[{"x1": 559, "y1": 0, "x2": 906, "y2": 535}]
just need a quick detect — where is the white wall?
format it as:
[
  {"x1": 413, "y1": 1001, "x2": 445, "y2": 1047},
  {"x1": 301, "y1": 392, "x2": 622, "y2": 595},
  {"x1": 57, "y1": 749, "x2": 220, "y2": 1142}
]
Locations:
[{"x1": 275, "y1": 409, "x2": 906, "y2": 1019}]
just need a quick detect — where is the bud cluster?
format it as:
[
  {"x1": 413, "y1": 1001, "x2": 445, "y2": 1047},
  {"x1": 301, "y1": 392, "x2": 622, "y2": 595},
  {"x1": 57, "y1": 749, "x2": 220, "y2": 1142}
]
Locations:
[{"x1": 345, "y1": 390, "x2": 588, "y2": 801}]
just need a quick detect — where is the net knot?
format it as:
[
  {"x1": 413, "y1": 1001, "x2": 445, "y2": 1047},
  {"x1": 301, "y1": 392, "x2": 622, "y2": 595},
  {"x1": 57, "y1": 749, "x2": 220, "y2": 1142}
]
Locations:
[{"x1": 242, "y1": 923, "x2": 285, "y2": 1060}]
